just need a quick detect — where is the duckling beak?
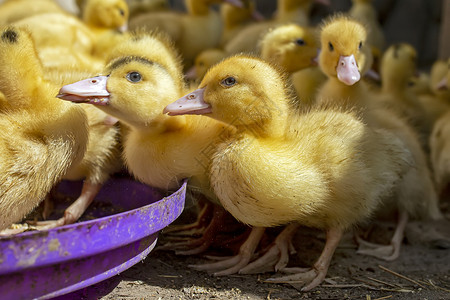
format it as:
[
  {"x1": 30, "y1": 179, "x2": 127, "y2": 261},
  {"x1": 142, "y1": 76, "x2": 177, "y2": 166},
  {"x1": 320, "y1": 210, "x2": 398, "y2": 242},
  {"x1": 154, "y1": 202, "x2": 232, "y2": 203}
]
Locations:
[
  {"x1": 118, "y1": 23, "x2": 128, "y2": 33},
  {"x1": 163, "y1": 88, "x2": 212, "y2": 116},
  {"x1": 436, "y1": 77, "x2": 448, "y2": 91},
  {"x1": 56, "y1": 75, "x2": 111, "y2": 106},
  {"x1": 336, "y1": 54, "x2": 361, "y2": 86}
]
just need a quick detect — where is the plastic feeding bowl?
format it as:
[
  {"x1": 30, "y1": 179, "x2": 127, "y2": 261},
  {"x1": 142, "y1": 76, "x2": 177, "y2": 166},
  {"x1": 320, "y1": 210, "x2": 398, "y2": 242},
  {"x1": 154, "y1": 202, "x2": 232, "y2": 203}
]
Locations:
[{"x1": 0, "y1": 177, "x2": 186, "y2": 300}]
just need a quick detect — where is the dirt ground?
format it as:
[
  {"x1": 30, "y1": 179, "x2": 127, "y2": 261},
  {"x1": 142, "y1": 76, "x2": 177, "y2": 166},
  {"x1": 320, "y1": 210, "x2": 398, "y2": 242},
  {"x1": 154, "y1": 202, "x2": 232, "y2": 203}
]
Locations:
[{"x1": 56, "y1": 194, "x2": 450, "y2": 300}]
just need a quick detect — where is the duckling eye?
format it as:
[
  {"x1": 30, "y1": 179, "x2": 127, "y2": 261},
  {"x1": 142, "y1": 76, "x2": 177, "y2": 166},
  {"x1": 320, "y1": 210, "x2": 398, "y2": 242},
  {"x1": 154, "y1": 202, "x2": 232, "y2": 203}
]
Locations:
[
  {"x1": 328, "y1": 42, "x2": 334, "y2": 52},
  {"x1": 221, "y1": 76, "x2": 236, "y2": 87},
  {"x1": 119, "y1": 9, "x2": 125, "y2": 16},
  {"x1": 295, "y1": 39, "x2": 305, "y2": 46},
  {"x1": 126, "y1": 71, "x2": 142, "y2": 83},
  {"x1": 358, "y1": 41, "x2": 362, "y2": 50}
]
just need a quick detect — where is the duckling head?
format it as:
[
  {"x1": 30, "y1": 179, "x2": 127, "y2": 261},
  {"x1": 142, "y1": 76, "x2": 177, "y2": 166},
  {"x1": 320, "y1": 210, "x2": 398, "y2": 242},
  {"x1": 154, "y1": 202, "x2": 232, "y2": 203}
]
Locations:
[
  {"x1": 260, "y1": 24, "x2": 319, "y2": 73},
  {"x1": 319, "y1": 15, "x2": 367, "y2": 85},
  {"x1": 82, "y1": 0, "x2": 129, "y2": 32},
  {"x1": 380, "y1": 43, "x2": 417, "y2": 89},
  {"x1": 0, "y1": 26, "x2": 45, "y2": 109},
  {"x1": 165, "y1": 55, "x2": 291, "y2": 134},
  {"x1": 185, "y1": 48, "x2": 227, "y2": 81},
  {"x1": 221, "y1": 0, "x2": 263, "y2": 28},
  {"x1": 58, "y1": 32, "x2": 185, "y2": 128}
]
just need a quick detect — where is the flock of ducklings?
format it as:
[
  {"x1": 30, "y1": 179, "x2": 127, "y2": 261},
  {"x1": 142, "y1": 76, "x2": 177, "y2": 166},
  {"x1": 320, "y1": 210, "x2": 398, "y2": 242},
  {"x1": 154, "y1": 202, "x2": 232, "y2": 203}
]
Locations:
[{"x1": 0, "y1": 0, "x2": 448, "y2": 292}]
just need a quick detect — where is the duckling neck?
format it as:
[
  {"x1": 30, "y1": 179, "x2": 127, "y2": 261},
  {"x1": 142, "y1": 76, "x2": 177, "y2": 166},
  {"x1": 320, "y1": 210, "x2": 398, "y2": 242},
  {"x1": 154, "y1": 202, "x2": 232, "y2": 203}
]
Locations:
[
  {"x1": 186, "y1": 0, "x2": 210, "y2": 15},
  {"x1": 381, "y1": 75, "x2": 408, "y2": 94},
  {"x1": 238, "y1": 110, "x2": 289, "y2": 139},
  {"x1": 136, "y1": 113, "x2": 187, "y2": 135}
]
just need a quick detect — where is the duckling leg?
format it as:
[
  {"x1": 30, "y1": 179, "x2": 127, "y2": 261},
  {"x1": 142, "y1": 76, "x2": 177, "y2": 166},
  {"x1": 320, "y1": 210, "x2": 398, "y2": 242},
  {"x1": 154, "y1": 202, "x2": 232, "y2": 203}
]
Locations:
[
  {"x1": 189, "y1": 226, "x2": 266, "y2": 276},
  {"x1": 31, "y1": 181, "x2": 102, "y2": 229},
  {"x1": 239, "y1": 223, "x2": 300, "y2": 274},
  {"x1": 356, "y1": 211, "x2": 408, "y2": 261},
  {"x1": 265, "y1": 227, "x2": 343, "y2": 292},
  {"x1": 158, "y1": 205, "x2": 227, "y2": 255},
  {"x1": 163, "y1": 198, "x2": 213, "y2": 237}
]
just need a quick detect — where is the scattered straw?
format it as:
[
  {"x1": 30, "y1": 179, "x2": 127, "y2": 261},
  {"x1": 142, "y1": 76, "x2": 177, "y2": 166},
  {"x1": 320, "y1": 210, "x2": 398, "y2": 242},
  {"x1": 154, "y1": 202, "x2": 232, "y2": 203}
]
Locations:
[
  {"x1": 373, "y1": 295, "x2": 393, "y2": 300},
  {"x1": 378, "y1": 265, "x2": 425, "y2": 289},
  {"x1": 366, "y1": 276, "x2": 402, "y2": 288}
]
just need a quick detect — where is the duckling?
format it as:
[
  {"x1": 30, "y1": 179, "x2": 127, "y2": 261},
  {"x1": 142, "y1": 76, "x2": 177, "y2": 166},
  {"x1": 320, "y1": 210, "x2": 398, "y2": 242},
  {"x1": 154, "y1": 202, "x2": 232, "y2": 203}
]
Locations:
[
  {"x1": 220, "y1": 0, "x2": 263, "y2": 47},
  {"x1": 429, "y1": 61, "x2": 450, "y2": 195},
  {"x1": 348, "y1": 0, "x2": 385, "y2": 56},
  {"x1": 12, "y1": 12, "x2": 103, "y2": 73},
  {"x1": 377, "y1": 43, "x2": 431, "y2": 145},
  {"x1": 57, "y1": 31, "x2": 237, "y2": 254},
  {"x1": 259, "y1": 23, "x2": 326, "y2": 107},
  {"x1": 163, "y1": 55, "x2": 412, "y2": 291},
  {"x1": 0, "y1": 0, "x2": 66, "y2": 25},
  {"x1": 80, "y1": 0, "x2": 129, "y2": 34},
  {"x1": 224, "y1": 0, "x2": 329, "y2": 56},
  {"x1": 127, "y1": 0, "x2": 169, "y2": 19},
  {"x1": 129, "y1": 0, "x2": 243, "y2": 69},
  {"x1": 13, "y1": 0, "x2": 129, "y2": 73},
  {"x1": 316, "y1": 15, "x2": 442, "y2": 260},
  {"x1": 418, "y1": 59, "x2": 450, "y2": 126},
  {"x1": 185, "y1": 48, "x2": 228, "y2": 82},
  {"x1": 0, "y1": 27, "x2": 88, "y2": 232}
]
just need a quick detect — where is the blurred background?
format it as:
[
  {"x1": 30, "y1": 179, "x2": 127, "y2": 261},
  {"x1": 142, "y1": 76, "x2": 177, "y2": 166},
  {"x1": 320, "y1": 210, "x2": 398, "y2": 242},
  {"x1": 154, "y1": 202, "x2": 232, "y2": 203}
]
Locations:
[{"x1": 26, "y1": 0, "x2": 450, "y2": 70}]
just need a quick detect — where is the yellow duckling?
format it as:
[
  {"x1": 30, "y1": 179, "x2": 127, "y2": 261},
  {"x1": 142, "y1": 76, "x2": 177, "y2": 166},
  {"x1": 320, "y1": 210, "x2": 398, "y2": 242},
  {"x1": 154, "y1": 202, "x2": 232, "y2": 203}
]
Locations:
[
  {"x1": 224, "y1": 0, "x2": 329, "y2": 55},
  {"x1": 377, "y1": 43, "x2": 431, "y2": 144},
  {"x1": 418, "y1": 59, "x2": 450, "y2": 126},
  {"x1": 429, "y1": 60, "x2": 450, "y2": 195},
  {"x1": 259, "y1": 23, "x2": 326, "y2": 107},
  {"x1": 81, "y1": 0, "x2": 129, "y2": 34},
  {"x1": 57, "y1": 31, "x2": 236, "y2": 254},
  {"x1": 348, "y1": 0, "x2": 385, "y2": 63},
  {"x1": 220, "y1": 0, "x2": 263, "y2": 46},
  {"x1": 129, "y1": 0, "x2": 243, "y2": 69},
  {"x1": 127, "y1": 0, "x2": 169, "y2": 19},
  {"x1": 13, "y1": 0, "x2": 129, "y2": 73},
  {"x1": 164, "y1": 55, "x2": 412, "y2": 291},
  {"x1": 0, "y1": 0, "x2": 66, "y2": 25},
  {"x1": 185, "y1": 48, "x2": 228, "y2": 82},
  {"x1": 316, "y1": 15, "x2": 442, "y2": 261},
  {"x1": 0, "y1": 27, "x2": 88, "y2": 233}
]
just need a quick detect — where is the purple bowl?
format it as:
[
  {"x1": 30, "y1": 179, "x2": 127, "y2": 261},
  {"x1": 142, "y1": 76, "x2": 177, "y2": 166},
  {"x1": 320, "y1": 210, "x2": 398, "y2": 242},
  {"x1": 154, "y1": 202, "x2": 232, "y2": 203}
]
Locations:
[{"x1": 0, "y1": 177, "x2": 186, "y2": 300}]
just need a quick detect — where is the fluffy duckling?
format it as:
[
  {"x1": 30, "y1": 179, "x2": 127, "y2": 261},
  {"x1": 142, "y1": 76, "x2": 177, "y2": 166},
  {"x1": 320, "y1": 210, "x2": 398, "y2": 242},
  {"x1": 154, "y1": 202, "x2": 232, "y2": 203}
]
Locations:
[
  {"x1": 377, "y1": 43, "x2": 431, "y2": 145},
  {"x1": 129, "y1": 0, "x2": 243, "y2": 69},
  {"x1": 57, "y1": 31, "x2": 237, "y2": 253},
  {"x1": 429, "y1": 61, "x2": 450, "y2": 195},
  {"x1": 224, "y1": 0, "x2": 329, "y2": 55},
  {"x1": 0, "y1": 27, "x2": 88, "y2": 232},
  {"x1": 220, "y1": 0, "x2": 263, "y2": 46},
  {"x1": 316, "y1": 15, "x2": 442, "y2": 260},
  {"x1": 259, "y1": 23, "x2": 326, "y2": 107},
  {"x1": 80, "y1": 0, "x2": 129, "y2": 34},
  {"x1": 127, "y1": 0, "x2": 169, "y2": 19},
  {"x1": 164, "y1": 55, "x2": 412, "y2": 291},
  {"x1": 13, "y1": 0, "x2": 129, "y2": 73},
  {"x1": 418, "y1": 59, "x2": 450, "y2": 126},
  {"x1": 0, "y1": 0, "x2": 66, "y2": 25},
  {"x1": 185, "y1": 48, "x2": 228, "y2": 82},
  {"x1": 348, "y1": 0, "x2": 385, "y2": 58},
  {"x1": 13, "y1": 12, "x2": 103, "y2": 73}
]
